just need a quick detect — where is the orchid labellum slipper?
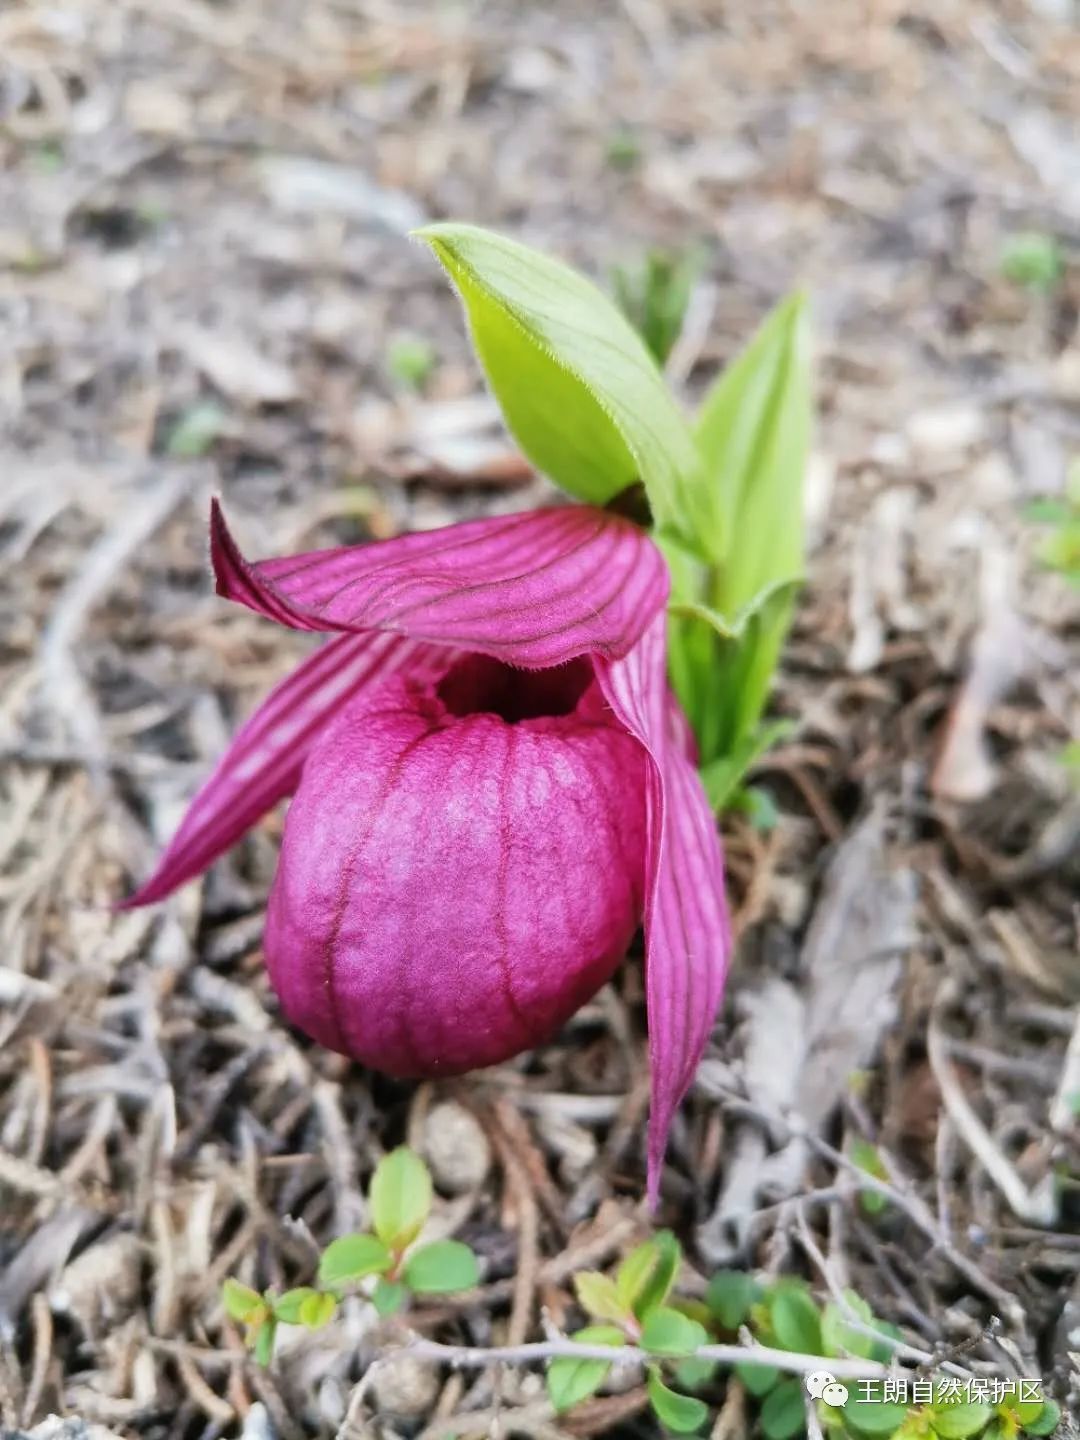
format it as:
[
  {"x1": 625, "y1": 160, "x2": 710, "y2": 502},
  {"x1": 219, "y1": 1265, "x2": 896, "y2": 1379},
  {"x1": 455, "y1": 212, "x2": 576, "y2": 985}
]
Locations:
[{"x1": 128, "y1": 501, "x2": 731, "y2": 1200}]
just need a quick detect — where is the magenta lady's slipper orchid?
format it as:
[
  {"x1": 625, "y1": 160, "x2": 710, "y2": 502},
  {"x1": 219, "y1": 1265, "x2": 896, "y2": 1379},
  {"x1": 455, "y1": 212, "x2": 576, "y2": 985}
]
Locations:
[{"x1": 128, "y1": 501, "x2": 731, "y2": 1200}]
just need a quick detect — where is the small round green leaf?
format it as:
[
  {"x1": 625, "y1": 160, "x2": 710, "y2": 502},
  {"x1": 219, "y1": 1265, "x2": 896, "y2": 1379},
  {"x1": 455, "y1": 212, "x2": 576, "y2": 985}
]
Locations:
[
  {"x1": 372, "y1": 1278, "x2": 408, "y2": 1317},
  {"x1": 769, "y1": 1285, "x2": 823, "y2": 1355},
  {"x1": 705, "y1": 1271, "x2": 761, "y2": 1331},
  {"x1": 673, "y1": 1358, "x2": 718, "y2": 1392},
  {"x1": 403, "y1": 1240, "x2": 480, "y2": 1295},
  {"x1": 633, "y1": 1230, "x2": 682, "y2": 1319},
  {"x1": 647, "y1": 1370, "x2": 709, "y2": 1434},
  {"x1": 843, "y1": 1400, "x2": 911, "y2": 1435},
  {"x1": 318, "y1": 1233, "x2": 393, "y2": 1287},
  {"x1": 761, "y1": 1379, "x2": 807, "y2": 1440},
  {"x1": 370, "y1": 1148, "x2": 433, "y2": 1251},
  {"x1": 546, "y1": 1326, "x2": 623, "y2": 1412},
  {"x1": 1012, "y1": 1399, "x2": 1045, "y2": 1427},
  {"x1": 272, "y1": 1287, "x2": 320, "y2": 1324},
  {"x1": 821, "y1": 1291, "x2": 882, "y2": 1362},
  {"x1": 640, "y1": 1307, "x2": 708, "y2": 1357},
  {"x1": 930, "y1": 1402, "x2": 993, "y2": 1439},
  {"x1": 222, "y1": 1279, "x2": 263, "y2": 1322},
  {"x1": 1024, "y1": 1401, "x2": 1060, "y2": 1437},
  {"x1": 735, "y1": 1362, "x2": 780, "y2": 1397},
  {"x1": 299, "y1": 1292, "x2": 337, "y2": 1330}
]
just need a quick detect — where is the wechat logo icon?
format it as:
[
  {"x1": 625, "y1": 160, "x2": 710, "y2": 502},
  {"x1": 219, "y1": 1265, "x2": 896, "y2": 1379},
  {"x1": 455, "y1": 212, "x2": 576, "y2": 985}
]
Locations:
[{"x1": 806, "y1": 1371, "x2": 850, "y2": 1407}]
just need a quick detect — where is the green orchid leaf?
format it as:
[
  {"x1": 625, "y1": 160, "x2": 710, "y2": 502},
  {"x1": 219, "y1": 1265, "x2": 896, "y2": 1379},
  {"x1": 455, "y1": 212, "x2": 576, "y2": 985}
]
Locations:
[
  {"x1": 369, "y1": 1148, "x2": 432, "y2": 1252},
  {"x1": 318, "y1": 1233, "x2": 394, "y2": 1287},
  {"x1": 700, "y1": 718, "x2": 795, "y2": 811},
  {"x1": 416, "y1": 223, "x2": 706, "y2": 543},
  {"x1": 640, "y1": 1306, "x2": 708, "y2": 1357},
  {"x1": 546, "y1": 1325, "x2": 624, "y2": 1412},
  {"x1": 696, "y1": 290, "x2": 811, "y2": 617},
  {"x1": 402, "y1": 1240, "x2": 480, "y2": 1294},
  {"x1": 761, "y1": 1379, "x2": 808, "y2": 1440},
  {"x1": 647, "y1": 1370, "x2": 709, "y2": 1434}
]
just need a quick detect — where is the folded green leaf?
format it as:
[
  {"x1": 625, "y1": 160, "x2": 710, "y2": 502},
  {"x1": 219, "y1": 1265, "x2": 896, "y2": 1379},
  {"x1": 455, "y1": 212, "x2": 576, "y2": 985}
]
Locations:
[
  {"x1": 546, "y1": 1325, "x2": 624, "y2": 1412},
  {"x1": 616, "y1": 1229, "x2": 681, "y2": 1320},
  {"x1": 696, "y1": 290, "x2": 811, "y2": 617},
  {"x1": 640, "y1": 1306, "x2": 708, "y2": 1357},
  {"x1": 416, "y1": 224, "x2": 706, "y2": 544},
  {"x1": 370, "y1": 1148, "x2": 432, "y2": 1251},
  {"x1": 647, "y1": 1370, "x2": 709, "y2": 1433},
  {"x1": 318, "y1": 1233, "x2": 393, "y2": 1287},
  {"x1": 403, "y1": 1240, "x2": 479, "y2": 1294},
  {"x1": 574, "y1": 1271, "x2": 631, "y2": 1326}
]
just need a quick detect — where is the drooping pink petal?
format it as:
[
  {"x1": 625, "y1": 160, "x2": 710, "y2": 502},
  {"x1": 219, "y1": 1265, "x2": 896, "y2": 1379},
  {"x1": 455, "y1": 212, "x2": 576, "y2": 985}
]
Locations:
[
  {"x1": 264, "y1": 665, "x2": 649, "y2": 1074},
  {"x1": 595, "y1": 614, "x2": 731, "y2": 1207},
  {"x1": 122, "y1": 631, "x2": 442, "y2": 906},
  {"x1": 210, "y1": 500, "x2": 669, "y2": 668}
]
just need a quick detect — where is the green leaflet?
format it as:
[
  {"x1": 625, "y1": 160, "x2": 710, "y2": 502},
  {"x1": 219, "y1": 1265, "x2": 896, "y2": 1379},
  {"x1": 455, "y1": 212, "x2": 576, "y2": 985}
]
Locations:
[
  {"x1": 369, "y1": 1147, "x2": 432, "y2": 1251},
  {"x1": 546, "y1": 1325, "x2": 624, "y2": 1412},
  {"x1": 402, "y1": 1240, "x2": 480, "y2": 1294},
  {"x1": 647, "y1": 1370, "x2": 709, "y2": 1434},
  {"x1": 695, "y1": 291, "x2": 811, "y2": 618},
  {"x1": 415, "y1": 224, "x2": 707, "y2": 548}
]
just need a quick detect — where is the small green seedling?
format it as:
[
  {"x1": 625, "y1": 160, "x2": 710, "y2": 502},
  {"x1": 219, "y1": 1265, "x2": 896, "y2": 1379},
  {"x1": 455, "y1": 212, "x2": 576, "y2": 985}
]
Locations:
[
  {"x1": 612, "y1": 247, "x2": 700, "y2": 368},
  {"x1": 387, "y1": 334, "x2": 437, "y2": 390},
  {"x1": 1000, "y1": 233, "x2": 1064, "y2": 293},
  {"x1": 165, "y1": 400, "x2": 228, "y2": 458},
  {"x1": 222, "y1": 1147, "x2": 479, "y2": 1364}
]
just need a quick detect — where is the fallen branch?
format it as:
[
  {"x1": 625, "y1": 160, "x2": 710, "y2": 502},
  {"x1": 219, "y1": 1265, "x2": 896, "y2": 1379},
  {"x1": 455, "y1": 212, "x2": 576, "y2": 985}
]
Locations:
[{"x1": 404, "y1": 1334, "x2": 891, "y2": 1381}]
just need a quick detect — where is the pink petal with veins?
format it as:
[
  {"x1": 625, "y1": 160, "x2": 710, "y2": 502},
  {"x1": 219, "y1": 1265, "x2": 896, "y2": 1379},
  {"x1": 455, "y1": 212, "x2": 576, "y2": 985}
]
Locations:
[
  {"x1": 210, "y1": 500, "x2": 668, "y2": 668},
  {"x1": 595, "y1": 613, "x2": 732, "y2": 1206},
  {"x1": 123, "y1": 632, "x2": 444, "y2": 906}
]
